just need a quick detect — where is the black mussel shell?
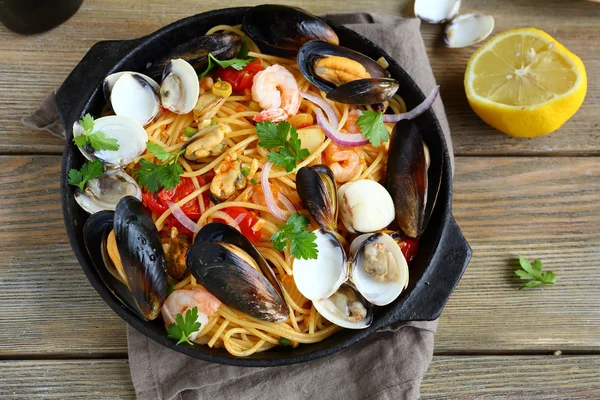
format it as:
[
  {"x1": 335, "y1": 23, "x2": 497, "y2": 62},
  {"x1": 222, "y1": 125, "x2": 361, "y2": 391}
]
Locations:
[
  {"x1": 296, "y1": 165, "x2": 338, "y2": 231},
  {"x1": 113, "y1": 196, "x2": 167, "y2": 320},
  {"x1": 327, "y1": 78, "x2": 399, "y2": 105},
  {"x1": 386, "y1": 120, "x2": 441, "y2": 238},
  {"x1": 243, "y1": 5, "x2": 338, "y2": 56},
  {"x1": 146, "y1": 32, "x2": 244, "y2": 79},
  {"x1": 297, "y1": 40, "x2": 392, "y2": 94},
  {"x1": 188, "y1": 223, "x2": 289, "y2": 322}
]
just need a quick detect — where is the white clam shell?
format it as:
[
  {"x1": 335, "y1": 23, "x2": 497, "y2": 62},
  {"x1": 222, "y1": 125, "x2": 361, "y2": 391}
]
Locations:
[
  {"x1": 73, "y1": 115, "x2": 148, "y2": 167},
  {"x1": 444, "y1": 13, "x2": 495, "y2": 48},
  {"x1": 350, "y1": 233, "x2": 409, "y2": 306},
  {"x1": 109, "y1": 73, "x2": 161, "y2": 126},
  {"x1": 414, "y1": 0, "x2": 461, "y2": 24},
  {"x1": 313, "y1": 284, "x2": 372, "y2": 329},
  {"x1": 74, "y1": 169, "x2": 142, "y2": 214},
  {"x1": 103, "y1": 71, "x2": 160, "y2": 102},
  {"x1": 338, "y1": 179, "x2": 395, "y2": 233},
  {"x1": 292, "y1": 230, "x2": 347, "y2": 301},
  {"x1": 160, "y1": 59, "x2": 200, "y2": 114}
]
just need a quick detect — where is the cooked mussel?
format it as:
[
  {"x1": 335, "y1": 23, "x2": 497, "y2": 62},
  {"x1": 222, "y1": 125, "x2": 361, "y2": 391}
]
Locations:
[
  {"x1": 297, "y1": 41, "x2": 399, "y2": 104},
  {"x1": 386, "y1": 120, "x2": 442, "y2": 238},
  {"x1": 74, "y1": 169, "x2": 141, "y2": 214},
  {"x1": 187, "y1": 223, "x2": 289, "y2": 322},
  {"x1": 243, "y1": 5, "x2": 339, "y2": 56},
  {"x1": 181, "y1": 124, "x2": 228, "y2": 161},
  {"x1": 146, "y1": 32, "x2": 244, "y2": 78},
  {"x1": 160, "y1": 59, "x2": 200, "y2": 114},
  {"x1": 82, "y1": 196, "x2": 168, "y2": 320},
  {"x1": 296, "y1": 165, "x2": 338, "y2": 231},
  {"x1": 103, "y1": 72, "x2": 160, "y2": 126},
  {"x1": 209, "y1": 157, "x2": 247, "y2": 203}
]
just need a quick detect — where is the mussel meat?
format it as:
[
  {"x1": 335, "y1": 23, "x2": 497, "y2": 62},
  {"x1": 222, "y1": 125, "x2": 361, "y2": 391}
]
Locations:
[
  {"x1": 160, "y1": 59, "x2": 200, "y2": 114},
  {"x1": 103, "y1": 72, "x2": 160, "y2": 126},
  {"x1": 146, "y1": 32, "x2": 244, "y2": 78},
  {"x1": 338, "y1": 179, "x2": 395, "y2": 233},
  {"x1": 187, "y1": 223, "x2": 289, "y2": 322},
  {"x1": 209, "y1": 157, "x2": 247, "y2": 203},
  {"x1": 73, "y1": 115, "x2": 148, "y2": 167},
  {"x1": 74, "y1": 169, "x2": 141, "y2": 214},
  {"x1": 181, "y1": 124, "x2": 228, "y2": 162},
  {"x1": 297, "y1": 41, "x2": 399, "y2": 104},
  {"x1": 296, "y1": 165, "x2": 338, "y2": 231},
  {"x1": 243, "y1": 5, "x2": 339, "y2": 56},
  {"x1": 82, "y1": 196, "x2": 168, "y2": 320},
  {"x1": 386, "y1": 120, "x2": 442, "y2": 238}
]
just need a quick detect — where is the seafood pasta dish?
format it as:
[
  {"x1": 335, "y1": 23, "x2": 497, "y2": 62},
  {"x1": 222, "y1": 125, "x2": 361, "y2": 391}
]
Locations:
[{"x1": 71, "y1": 5, "x2": 441, "y2": 357}]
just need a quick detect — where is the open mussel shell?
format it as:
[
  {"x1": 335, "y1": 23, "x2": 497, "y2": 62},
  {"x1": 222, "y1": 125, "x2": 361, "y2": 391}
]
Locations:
[
  {"x1": 243, "y1": 5, "x2": 339, "y2": 56},
  {"x1": 146, "y1": 32, "x2": 244, "y2": 78},
  {"x1": 313, "y1": 283, "x2": 373, "y2": 329},
  {"x1": 103, "y1": 72, "x2": 160, "y2": 126},
  {"x1": 327, "y1": 78, "x2": 399, "y2": 105},
  {"x1": 160, "y1": 59, "x2": 200, "y2": 114},
  {"x1": 349, "y1": 233, "x2": 408, "y2": 306},
  {"x1": 82, "y1": 197, "x2": 168, "y2": 321},
  {"x1": 74, "y1": 169, "x2": 141, "y2": 214},
  {"x1": 72, "y1": 115, "x2": 148, "y2": 167},
  {"x1": 293, "y1": 229, "x2": 347, "y2": 301},
  {"x1": 296, "y1": 165, "x2": 338, "y2": 231},
  {"x1": 188, "y1": 223, "x2": 289, "y2": 322},
  {"x1": 297, "y1": 40, "x2": 392, "y2": 94},
  {"x1": 386, "y1": 120, "x2": 442, "y2": 238}
]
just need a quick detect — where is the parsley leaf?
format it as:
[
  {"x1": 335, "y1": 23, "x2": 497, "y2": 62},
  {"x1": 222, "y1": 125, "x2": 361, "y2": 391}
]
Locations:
[
  {"x1": 257, "y1": 121, "x2": 310, "y2": 172},
  {"x1": 356, "y1": 111, "x2": 388, "y2": 147},
  {"x1": 279, "y1": 337, "x2": 291, "y2": 346},
  {"x1": 515, "y1": 255, "x2": 557, "y2": 290},
  {"x1": 72, "y1": 113, "x2": 120, "y2": 152},
  {"x1": 241, "y1": 166, "x2": 251, "y2": 177},
  {"x1": 238, "y1": 37, "x2": 250, "y2": 59},
  {"x1": 270, "y1": 213, "x2": 318, "y2": 260},
  {"x1": 67, "y1": 160, "x2": 104, "y2": 191},
  {"x1": 167, "y1": 306, "x2": 202, "y2": 345},
  {"x1": 199, "y1": 53, "x2": 252, "y2": 79},
  {"x1": 137, "y1": 143, "x2": 185, "y2": 193}
]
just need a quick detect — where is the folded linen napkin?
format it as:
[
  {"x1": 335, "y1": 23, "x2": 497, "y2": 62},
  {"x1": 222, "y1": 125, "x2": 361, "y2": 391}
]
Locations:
[{"x1": 24, "y1": 12, "x2": 454, "y2": 400}]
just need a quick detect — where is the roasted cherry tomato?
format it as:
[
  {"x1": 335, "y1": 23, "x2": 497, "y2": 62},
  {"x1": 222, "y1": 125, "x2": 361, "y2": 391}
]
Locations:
[
  {"x1": 215, "y1": 59, "x2": 265, "y2": 91},
  {"x1": 214, "y1": 206, "x2": 262, "y2": 244},
  {"x1": 398, "y1": 238, "x2": 419, "y2": 262}
]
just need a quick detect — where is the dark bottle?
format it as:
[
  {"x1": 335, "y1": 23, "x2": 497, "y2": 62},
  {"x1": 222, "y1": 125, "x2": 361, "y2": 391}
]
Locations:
[{"x1": 0, "y1": 0, "x2": 83, "y2": 34}]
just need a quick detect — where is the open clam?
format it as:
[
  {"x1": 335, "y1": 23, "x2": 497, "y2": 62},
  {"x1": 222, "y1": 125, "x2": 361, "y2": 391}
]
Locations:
[
  {"x1": 73, "y1": 115, "x2": 148, "y2": 167},
  {"x1": 82, "y1": 196, "x2": 168, "y2": 321},
  {"x1": 160, "y1": 59, "x2": 200, "y2": 114},
  {"x1": 313, "y1": 283, "x2": 373, "y2": 329},
  {"x1": 74, "y1": 169, "x2": 141, "y2": 214},
  {"x1": 243, "y1": 4, "x2": 339, "y2": 56},
  {"x1": 298, "y1": 41, "x2": 399, "y2": 105},
  {"x1": 103, "y1": 72, "x2": 160, "y2": 126},
  {"x1": 187, "y1": 223, "x2": 289, "y2": 322}
]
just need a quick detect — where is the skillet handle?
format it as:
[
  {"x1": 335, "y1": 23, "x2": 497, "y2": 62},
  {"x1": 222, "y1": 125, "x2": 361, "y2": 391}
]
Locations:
[
  {"x1": 391, "y1": 213, "x2": 472, "y2": 322},
  {"x1": 54, "y1": 39, "x2": 138, "y2": 132}
]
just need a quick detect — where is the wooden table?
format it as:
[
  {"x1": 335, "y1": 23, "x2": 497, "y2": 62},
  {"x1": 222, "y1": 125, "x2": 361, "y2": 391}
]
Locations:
[{"x1": 1, "y1": 0, "x2": 599, "y2": 398}]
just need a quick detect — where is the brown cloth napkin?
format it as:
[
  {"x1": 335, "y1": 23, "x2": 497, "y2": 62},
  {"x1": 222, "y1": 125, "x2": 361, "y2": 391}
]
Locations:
[{"x1": 24, "y1": 12, "x2": 453, "y2": 400}]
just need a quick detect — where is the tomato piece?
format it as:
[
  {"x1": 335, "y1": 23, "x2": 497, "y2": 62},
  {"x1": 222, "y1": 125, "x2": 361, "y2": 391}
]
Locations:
[
  {"x1": 158, "y1": 177, "x2": 203, "y2": 220},
  {"x1": 142, "y1": 192, "x2": 167, "y2": 215},
  {"x1": 214, "y1": 207, "x2": 262, "y2": 244},
  {"x1": 215, "y1": 59, "x2": 265, "y2": 91},
  {"x1": 398, "y1": 238, "x2": 419, "y2": 262}
]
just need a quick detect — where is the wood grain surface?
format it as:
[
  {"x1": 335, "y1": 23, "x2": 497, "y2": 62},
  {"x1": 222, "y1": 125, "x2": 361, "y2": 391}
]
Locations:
[
  {"x1": 1, "y1": 0, "x2": 599, "y2": 155},
  {"x1": 1, "y1": 155, "x2": 597, "y2": 356},
  {"x1": 2, "y1": 356, "x2": 600, "y2": 399}
]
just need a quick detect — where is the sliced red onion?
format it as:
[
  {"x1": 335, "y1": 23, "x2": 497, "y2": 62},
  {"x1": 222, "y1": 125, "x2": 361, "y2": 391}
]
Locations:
[
  {"x1": 300, "y1": 92, "x2": 339, "y2": 127},
  {"x1": 167, "y1": 201, "x2": 200, "y2": 233},
  {"x1": 211, "y1": 210, "x2": 243, "y2": 231},
  {"x1": 315, "y1": 109, "x2": 369, "y2": 147},
  {"x1": 277, "y1": 192, "x2": 297, "y2": 213},
  {"x1": 261, "y1": 162, "x2": 288, "y2": 221},
  {"x1": 381, "y1": 86, "x2": 440, "y2": 123}
]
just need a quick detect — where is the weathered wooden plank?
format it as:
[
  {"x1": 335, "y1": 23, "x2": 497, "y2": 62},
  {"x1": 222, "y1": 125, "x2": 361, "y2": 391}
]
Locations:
[
  {"x1": 1, "y1": 356, "x2": 599, "y2": 399},
  {"x1": 1, "y1": 0, "x2": 598, "y2": 154},
  {"x1": 0, "y1": 155, "x2": 598, "y2": 355}
]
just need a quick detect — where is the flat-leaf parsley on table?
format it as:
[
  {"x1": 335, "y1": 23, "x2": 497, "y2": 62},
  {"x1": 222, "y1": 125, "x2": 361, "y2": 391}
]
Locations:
[{"x1": 515, "y1": 255, "x2": 557, "y2": 290}]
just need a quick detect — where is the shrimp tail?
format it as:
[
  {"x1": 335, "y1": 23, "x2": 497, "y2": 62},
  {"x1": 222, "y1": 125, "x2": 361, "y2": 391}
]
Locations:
[{"x1": 253, "y1": 108, "x2": 289, "y2": 123}]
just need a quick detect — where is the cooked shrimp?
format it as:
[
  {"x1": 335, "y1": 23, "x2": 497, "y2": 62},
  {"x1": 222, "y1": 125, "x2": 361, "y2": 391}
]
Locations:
[
  {"x1": 161, "y1": 289, "x2": 221, "y2": 342},
  {"x1": 323, "y1": 142, "x2": 362, "y2": 183},
  {"x1": 343, "y1": 108, "x2": 363, "y2": 134},
  {"x1": 252, "y1": 65, "x2": 301, "y2": 122}
]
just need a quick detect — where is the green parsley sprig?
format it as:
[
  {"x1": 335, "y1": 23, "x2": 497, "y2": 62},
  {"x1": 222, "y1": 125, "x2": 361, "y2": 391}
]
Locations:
[
  {"x1": 257, "y1": 121, "x2": 310, "y2": 172},
  {"x1": 515, "y1": 255, "x2": 557, "y2": 290},
  {"x1": 72, "y1": 114, "x2": 120, "y2": 152},
  {"x1": 356, "y1": 111, "x2": 388, "y2": 147},
  {"x1": 199, "y1": 39, "x2": 252, "y2": 79},
  {"x1": 137, "y1": 143, "x2": 185, "y2": 193},
  {"x1": 270, "y1": 213, "x2": 318, "y2": 260},
  {"x1": 167, "y1": 306, "x2": 202, "y2": 345},
  {"x1": 67, "y1": 160, "x2": 104, "y2": 191}
]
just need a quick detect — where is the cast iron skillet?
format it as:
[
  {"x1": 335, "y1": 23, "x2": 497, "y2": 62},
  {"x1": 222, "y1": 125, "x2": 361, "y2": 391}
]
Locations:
[{"x1": 56, "y1": 7, "x2": 472, "y2": 367}]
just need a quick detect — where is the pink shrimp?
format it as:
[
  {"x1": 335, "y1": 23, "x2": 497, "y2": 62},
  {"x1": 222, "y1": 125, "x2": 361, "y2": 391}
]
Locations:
[
  {"x1": 343, "y1": 108, "x2": 362, "y2": 134},
  {"x1": 323, "y1": 142, "x2": 362, "y2": 183},
  {"x1": 252, "y1": 64, "x2": 301, "y2": 123},
  {"x1": 161, "y1": 288, "x2": 221, "y2": 342}
]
